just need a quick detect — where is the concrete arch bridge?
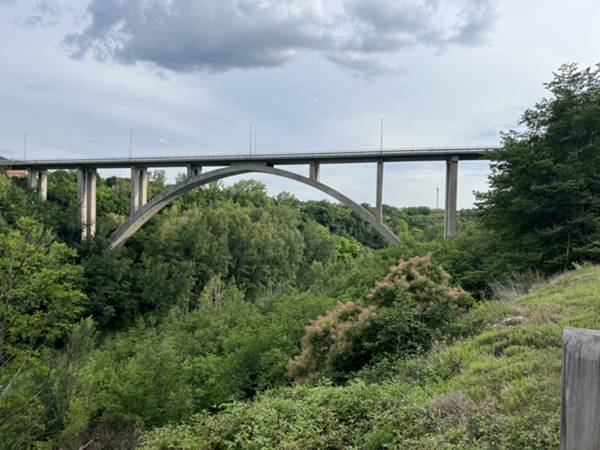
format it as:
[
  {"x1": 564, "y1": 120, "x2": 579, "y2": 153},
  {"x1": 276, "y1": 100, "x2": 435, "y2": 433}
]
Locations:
[{"x1": 0, "y1": 147, "x2": 495, "y2": 248}]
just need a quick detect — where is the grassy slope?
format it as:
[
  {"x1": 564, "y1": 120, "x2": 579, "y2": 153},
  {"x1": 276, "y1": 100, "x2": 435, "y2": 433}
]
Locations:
[{"x1": 140, "y1": 265, "x2": 600, "y2": 450}]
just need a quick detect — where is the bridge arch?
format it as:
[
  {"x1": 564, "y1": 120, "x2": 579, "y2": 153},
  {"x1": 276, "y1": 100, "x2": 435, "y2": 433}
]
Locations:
[{"x1": 109, "y1": 164, "x2": 401, "y2": 249}]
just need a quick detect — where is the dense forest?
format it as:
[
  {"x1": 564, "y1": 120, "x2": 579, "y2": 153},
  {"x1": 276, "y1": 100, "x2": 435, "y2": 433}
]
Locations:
[{"x1": 1, "y1": 64, "x2": 599, "y2": 449}]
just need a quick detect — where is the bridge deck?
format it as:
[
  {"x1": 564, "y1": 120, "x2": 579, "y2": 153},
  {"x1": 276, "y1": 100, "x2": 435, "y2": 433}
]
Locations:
[{"x1": 0, "y1": 147, "x2": 497, "y2": 170}]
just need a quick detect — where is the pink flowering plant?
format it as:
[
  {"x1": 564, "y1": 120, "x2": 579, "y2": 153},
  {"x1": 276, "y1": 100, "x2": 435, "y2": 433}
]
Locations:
[{"x1": 288, "y1": 253, "x2": 472, "y2": 383}]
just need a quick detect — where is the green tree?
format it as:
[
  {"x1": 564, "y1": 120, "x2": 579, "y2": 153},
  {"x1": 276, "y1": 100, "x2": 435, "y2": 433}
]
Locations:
[
  {"x1": 0, "y1": 218, "x2": 86, "y2": 448},
  {"x1": 0, "y1": 218, "x2": 86, "y2": 358},
  {"x1": 478, "y1": 64, "x2": 600, "y2": 273},
  {"x1": 0, "y1": 172, "x2": 37, "y2": 232}
]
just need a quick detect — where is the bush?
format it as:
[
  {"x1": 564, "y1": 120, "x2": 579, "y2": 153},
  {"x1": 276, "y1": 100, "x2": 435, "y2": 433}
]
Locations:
[
  {"x1": 287, "y1": 301, "x2": 377, "y2": 384},
  {"x1": 288, "y1": 254, "x2": 472, "y2": 383}
]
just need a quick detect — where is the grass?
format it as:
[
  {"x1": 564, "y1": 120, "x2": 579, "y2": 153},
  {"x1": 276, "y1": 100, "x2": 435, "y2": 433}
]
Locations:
[{"x1": 139, "y1": 264, "x2": 600, "y2": 449}]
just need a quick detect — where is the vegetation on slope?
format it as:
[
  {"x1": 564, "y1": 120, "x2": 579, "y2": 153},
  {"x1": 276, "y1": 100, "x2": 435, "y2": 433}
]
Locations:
[{"x1": 140, "y1": 264, "x2": 600, "y2": 450}]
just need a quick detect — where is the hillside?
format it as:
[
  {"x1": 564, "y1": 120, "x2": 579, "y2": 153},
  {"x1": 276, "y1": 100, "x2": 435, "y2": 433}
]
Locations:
[{"x1": 139, "y1": 264, "x2": 600, "y2": 449}]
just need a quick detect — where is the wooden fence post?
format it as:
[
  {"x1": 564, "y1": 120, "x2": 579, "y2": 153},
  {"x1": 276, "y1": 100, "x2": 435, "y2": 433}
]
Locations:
[{"x1": 561, "y1": 327, "x2": 600, "y2": 449}]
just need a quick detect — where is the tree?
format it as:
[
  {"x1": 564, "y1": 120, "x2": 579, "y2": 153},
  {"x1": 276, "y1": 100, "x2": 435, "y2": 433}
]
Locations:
[
  {"x1": 0, "y1": 172, "x2": 37, "y2": 233},
  {"x1": 477, "y1": 64, "x2": 600, "y2": 273},
  {"x1": 0, "y1": 218, "x2": 86, "y2": 448},
  {"x1": 0, "y1": 218, "x2": 86, "y2": 359}
]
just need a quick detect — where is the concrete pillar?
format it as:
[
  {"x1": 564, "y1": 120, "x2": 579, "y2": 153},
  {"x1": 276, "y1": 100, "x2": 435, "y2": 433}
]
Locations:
[
  {"x1": 86, "y1": 169, "x2": 96, "y2": 238},
  {"x1": 376, "y1": 160, "x2": 384, "y2": 223},
  {"x1": 444, "y1": 156, "x2": 459, "y2": 238},
  {"x1": 186, "y1": 164, "x2": 202, "y2": 178},
  {"x1": 309, "y1": 161, "x2": 320, "y2": 182},
  {"x1": 37, "y1": 170, "x2": 48, "y2": 201},
  {"x1": 130, "y1": 167, "x2": 139, "y2": 213},
  {"x1": 561, "y1": 328, "x2": 600, "y2": 449},
  {"x1": 77, "y1": 169, "x2": 87, "y2": 240},
  {"x1": 131, "y1": 166, "x2": 148, "y2": 215},
  {"x1": 27, "y1": 169, "x2": 39, "y2": 190},
  {"x1": 26, "y1": 169, "x2": 48, "y2": 201},
  {"x1": 139, "y1": 168, "x2": 147, "y2": 207},
  {"x1": 77, "y1": 168, "x2": 96, "y2": 240}
]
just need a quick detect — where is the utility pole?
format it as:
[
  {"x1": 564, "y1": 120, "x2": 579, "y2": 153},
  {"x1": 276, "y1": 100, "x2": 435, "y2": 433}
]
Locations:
[
  {"x1": 380, "y1": 118, "x2": 384, "y2": 154},
  {"x1": 129, "y1": 129, "x2": 133, "y2": 159},
  {"x1": 436, "y1": 187, "x2": 440, "y2": 210},
  {"x1": 249, "y1": 124, "x2": 253, "y2": 155}
]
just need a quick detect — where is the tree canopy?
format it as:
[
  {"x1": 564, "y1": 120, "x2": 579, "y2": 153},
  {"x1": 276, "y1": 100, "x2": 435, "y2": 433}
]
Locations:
[{"x1": 478, "y1": 64, "x2": 600, "y2": 273}]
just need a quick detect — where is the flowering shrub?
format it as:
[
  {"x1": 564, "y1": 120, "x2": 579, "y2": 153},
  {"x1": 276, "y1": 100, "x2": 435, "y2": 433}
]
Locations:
[
  {"x1": 287, "y1": 301, "x2": 377, "y2": 383},
  {"x1": 288, "y1": 254, "x2": 472, "y2": 383}
]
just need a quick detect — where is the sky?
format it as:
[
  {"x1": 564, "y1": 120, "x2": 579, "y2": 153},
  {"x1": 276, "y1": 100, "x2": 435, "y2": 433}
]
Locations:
[{"x1": 0, "y1": 0, "x2": 599, "y2": 209}]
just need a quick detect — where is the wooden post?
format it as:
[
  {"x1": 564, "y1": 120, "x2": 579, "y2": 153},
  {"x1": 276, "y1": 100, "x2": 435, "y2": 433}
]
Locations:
[{"x1": 561, "y1": 327, "x2": 600, "y2": 449}]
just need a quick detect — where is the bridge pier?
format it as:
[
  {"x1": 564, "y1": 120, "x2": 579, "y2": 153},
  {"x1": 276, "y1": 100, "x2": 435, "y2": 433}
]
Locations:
[
  {"x1": 27, "y1": 169, "x2": 38, "y2": 190},
  {"x1": 27, "y1": 169, "x2": 48, "y2": 200},
  {"x1": 38, "y1": 170, "x2": 48, "y2": 200},
  {"x1": 77, "y1": 167, "x2": 96, "y2": 240},
  {"x1": 131, "y1": 166, "x2": 148, "y2": 214},
  {"x1": 309, "y1": 161, "x2": 320, "y2": 182},
  {"x1": 187, "y1": 164, "x2": 202, "y2": 178},
  {"x1": 376, "y1": 160, "x2": 384, "y2": 223},
  {"x1": 444, "y1": 156, "x2": 459, "y2": 238}
]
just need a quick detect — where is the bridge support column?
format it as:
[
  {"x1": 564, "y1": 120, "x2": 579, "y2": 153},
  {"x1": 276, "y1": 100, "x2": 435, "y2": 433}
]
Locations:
[
  {"x1": 37, "y1": 170, "x2": 48, "y2": 201},
  {"x1": 131, "y1": 166, "x2": 148, "y2": 214},
  {"x1": 376, "y1": 160, "x2": 384, "y2": 223},
  {"x1": 27, "y1": 169, "x2": 48, "y2": 201},
  {"x1": 27, "y1": 169, "x2": 39, "y2": 190},
  {"x1": 186, "y1": 164, "x2": 202, "y2": 178},
  {"x1": 77, "y1": 167, "x2": 96, "y2": 240},
  {"x1": 444, "y1": 156, "x2": 459, "y2": 238},
  {"x1": 309, "y1": 161, "x2": 320, "y2": 182}
]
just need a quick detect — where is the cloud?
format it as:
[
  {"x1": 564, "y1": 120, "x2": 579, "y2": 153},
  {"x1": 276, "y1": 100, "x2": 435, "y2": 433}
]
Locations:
[
  {"x1": 64, "y1": 0, "x2": 328, "y2": 72},
  {"x1": 63, "y1": 0, "x2": 497, "y2": 77},
  {"x1": 339, "y1": 0, "x2": 496, "y2": 50},
  {"x1": 325, "y1": 52, "x2": 403, "y2": 78},
  {"x1": 11, "y1": 0, "x2": 73, "y2": 27}
]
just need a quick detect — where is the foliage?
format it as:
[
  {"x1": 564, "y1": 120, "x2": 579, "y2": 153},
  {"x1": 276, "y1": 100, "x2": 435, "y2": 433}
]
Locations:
[
  {"x1": 140, "y1": 264, "x2": 600, "y2": 450},
  {"x1": 0, "y1": 218, "x2": 86, "y2": 358},
  {"x1": 28, "y1": 290, "x2": 337, "y2": 447},
  {"x1": 478, "y1": 63, "x2": 600, "y2": 274},
  {"x1": 0, "y1": 219, "x2": 87, "y2": 449},
  {"x1": 287, "y1": 301, "x2": 377, "y2": 384},
  {"x1": 0, "y1": 172, "x2": 37, "y2": 232},
  {"x1": 288, "y1": 254, "x2": 472, "y2": 383}
]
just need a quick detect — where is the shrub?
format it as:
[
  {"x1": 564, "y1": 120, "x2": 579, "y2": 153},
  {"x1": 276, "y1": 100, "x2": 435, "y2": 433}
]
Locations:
[
  {"x1": 287, "y1": 301, "x2": 377, "y2": 384},
  {"x1": 288, "y1": 254, "x2": 472, "y2": 383}
]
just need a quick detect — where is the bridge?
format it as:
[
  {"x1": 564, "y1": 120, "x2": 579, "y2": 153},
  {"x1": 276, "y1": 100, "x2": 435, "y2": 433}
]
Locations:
[{"x1": 0, "y1": 147, "x2": 497, "y2": 248}]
